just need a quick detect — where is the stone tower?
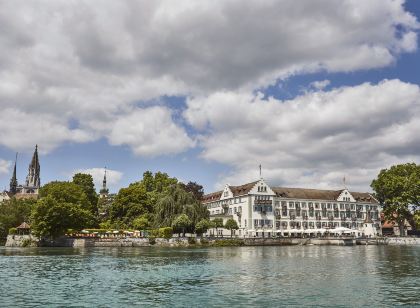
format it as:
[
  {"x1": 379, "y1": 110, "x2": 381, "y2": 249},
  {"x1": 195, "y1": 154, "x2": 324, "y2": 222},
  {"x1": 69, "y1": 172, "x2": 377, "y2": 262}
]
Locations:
[
  {"x1": 9, "y1": 153, "x2": 18, "y2": 195},
  {"x1": 25, "y1": 145, "x2": 41, "y2": 188}
]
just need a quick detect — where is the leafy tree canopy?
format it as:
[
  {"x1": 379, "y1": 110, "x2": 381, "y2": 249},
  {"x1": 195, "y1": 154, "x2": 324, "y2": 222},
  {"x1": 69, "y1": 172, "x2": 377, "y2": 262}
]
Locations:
[
  {"x1": 0, "y1": 198, "x2": 35, "y2": 238},
  {"x1": 371, "y1": 163, "x2": 420, "y2": 233},
  {"x1": 31, "y1": 196, "x2": 96, "y2": 238},
  {"x1": 212, "y1": 218, "x2": 224, "y2": 229},
  {"x1": 72, "y1": 173, "x2": 98, "y2": 214},
  {"x1": 224, "y1": 218, "x2": 239, "y2": 237},
  {"x1": 154, "y1": 183, "x2": 209, "y2": 228},
  {"x1": 109, "y1": 182, "x2": 151, "y2": 226},
  {"x1": 39, "y1": 181, "x2": 90, "y2": 210},
  {"x1": 180, "y1": 181, "x2": 204, "y2": 201},
  {"x1": 172, "y1": 213, "x2": 192, "y2": 237},
  {"x1": 195, "y1": 219, "x2": 210, "y2": 235},
  {"x1": 132, "y1": 215, "x2": 150, "y2": 230}
]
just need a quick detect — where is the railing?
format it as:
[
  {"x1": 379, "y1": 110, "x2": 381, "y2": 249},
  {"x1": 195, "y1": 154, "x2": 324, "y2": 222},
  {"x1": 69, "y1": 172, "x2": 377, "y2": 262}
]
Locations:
[{"x1": 254, "y1": 200, "x2": 273, "y2": 206}]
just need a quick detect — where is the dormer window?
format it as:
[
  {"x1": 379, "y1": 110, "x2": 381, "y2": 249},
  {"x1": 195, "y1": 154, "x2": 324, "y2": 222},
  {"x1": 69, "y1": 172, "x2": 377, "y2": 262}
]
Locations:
[{"x1": 224, "y1": 191, "x2": 228, "y2": 197}]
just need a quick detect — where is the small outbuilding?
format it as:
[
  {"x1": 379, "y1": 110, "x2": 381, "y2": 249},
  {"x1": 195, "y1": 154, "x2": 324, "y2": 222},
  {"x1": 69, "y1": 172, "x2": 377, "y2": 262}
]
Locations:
[{"x1": 16, "y1": 222, "x2": 31, "y2": 235}]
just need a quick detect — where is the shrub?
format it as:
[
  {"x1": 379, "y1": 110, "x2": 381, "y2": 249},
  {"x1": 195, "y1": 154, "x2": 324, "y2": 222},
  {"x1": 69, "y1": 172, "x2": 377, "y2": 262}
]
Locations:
[
  {"x1": 188, "y1": 237, "x2": 196, "y2": 245},
  {"x1": 149, "y1": 227, "x2": 173, "y2": 239},
  {"x1": 22, "y1": 238, "x2": 34, "y2": 247},
  {"x1": 8, "y1": 227, "x2": 17, "y2": 235},
  {"x1": 200, "y1": 238, "x2": 209, "y2": 245},
  {"x1": 212, "y1": 239, "x2": 244, "y2": 247},
  {"x1": 149, "y1": 237, "x2": 156, "y2": 245},
  {"x1": 160, "y1": 227, "x2": 173, "y2": 239}
]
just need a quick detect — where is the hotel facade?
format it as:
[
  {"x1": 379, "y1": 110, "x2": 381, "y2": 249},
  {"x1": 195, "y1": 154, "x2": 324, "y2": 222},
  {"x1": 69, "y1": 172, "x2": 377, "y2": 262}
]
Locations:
[{"x1": 202, "y1": 178, "x2": 381, "y2": 238}]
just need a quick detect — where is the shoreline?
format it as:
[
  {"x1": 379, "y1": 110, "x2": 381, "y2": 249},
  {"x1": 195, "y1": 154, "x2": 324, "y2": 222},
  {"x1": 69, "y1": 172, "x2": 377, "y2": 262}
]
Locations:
[{"x1": 5, "y1": 235, "x2": 420, "y2": 248}]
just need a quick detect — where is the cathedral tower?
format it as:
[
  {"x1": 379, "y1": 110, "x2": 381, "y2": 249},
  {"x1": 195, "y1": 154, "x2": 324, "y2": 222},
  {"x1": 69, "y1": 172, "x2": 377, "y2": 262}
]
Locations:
[
  {"x1": 25, "y1": 145, "x2": 41, "y2": 189},
  {"x1": 9, "y1": 153, "x2": 18, "y2": 195}
]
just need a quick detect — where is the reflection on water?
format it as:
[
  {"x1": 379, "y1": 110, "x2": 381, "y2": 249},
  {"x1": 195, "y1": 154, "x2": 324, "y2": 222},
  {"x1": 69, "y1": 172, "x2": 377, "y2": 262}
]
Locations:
[{"x1": 1, "y1": 246, "x2": 419, "y2": 307}]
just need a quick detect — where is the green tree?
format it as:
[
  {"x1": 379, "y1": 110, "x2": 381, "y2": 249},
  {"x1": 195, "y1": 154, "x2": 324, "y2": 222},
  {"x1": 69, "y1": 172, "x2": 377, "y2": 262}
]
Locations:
[
  {"x1": 180, "y1": 181, "x2": 204, "y2": 201},
  {"x1": 31, "y1": 196, "x2": 96, "y2": 238},
  {"x1": 0, "y1": 198, "x2": 35, "y2": 239},
  {"x1": 132, "y1": 215, "x2": 150, "y2": 230},
  {"x1": 154, "y1": 183, "x2": 209, "y2": 228},
  {"x1": 40, "y1": 181, "x2": 90, "y2": 209},
  {"x1": 195, "y1": 219, "x2": 210, "y2": 236},
  {"x1": 172, "y1": 214, "x2": 192, "y2": 237},
  {"x1": 414, "y1": 211, "x2": 420, "y2": 229},
  {"x1": 224, "y1": 218, "x2": 239, "y2": 237},
  {"x1": 371, "y1": 163, "x2": 420, "y2": 235},
  {"x1": 212, "y1": 218, "x2": 224, "y2": 237},
  {"x1": 109, "y1": 182, "x2": 152, "y2": 226},
  {"x1": 72, "y1": 173, "x2": 99, "y2": 214}
]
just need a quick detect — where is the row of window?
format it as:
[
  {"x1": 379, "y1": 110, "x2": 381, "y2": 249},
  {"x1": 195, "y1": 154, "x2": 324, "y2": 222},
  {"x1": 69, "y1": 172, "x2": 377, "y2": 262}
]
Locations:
[
  {"x1": 254, "y1": 219, "x2": 273, "y2": 227},
  {"x1": 277, "y1": 201, "x2": 377, "y2": 211},
  {"x1": 275, "y1": 221, "x2": 380, "y2": 229},
  {"x1": 254, "y1": 205, "x2": 273, "y2": 212},
  {"x1": 280, "y1": 208, "x2": 379, "y2": 220}
]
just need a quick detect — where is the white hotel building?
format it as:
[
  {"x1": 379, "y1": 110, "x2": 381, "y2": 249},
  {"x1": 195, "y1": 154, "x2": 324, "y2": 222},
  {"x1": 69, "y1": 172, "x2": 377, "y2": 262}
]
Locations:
[{"x1": 202, "y1": 178, "x2": 381, "y2": 238}]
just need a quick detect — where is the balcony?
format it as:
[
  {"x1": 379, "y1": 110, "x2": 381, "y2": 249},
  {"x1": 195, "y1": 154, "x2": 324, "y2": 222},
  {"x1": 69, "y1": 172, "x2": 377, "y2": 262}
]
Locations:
[{"x1": 254, "y1": 199, "x2": 273, "y2": 206}]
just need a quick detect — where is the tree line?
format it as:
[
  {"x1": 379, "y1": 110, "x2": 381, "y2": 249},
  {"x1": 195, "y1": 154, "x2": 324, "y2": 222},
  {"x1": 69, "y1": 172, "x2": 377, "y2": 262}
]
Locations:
[
  {"x1": 1, "y1": 163, "x2": 418, "y2": 239},
  {"x1": 0, "y1": 171, "x2": 238, "y2": 239}
]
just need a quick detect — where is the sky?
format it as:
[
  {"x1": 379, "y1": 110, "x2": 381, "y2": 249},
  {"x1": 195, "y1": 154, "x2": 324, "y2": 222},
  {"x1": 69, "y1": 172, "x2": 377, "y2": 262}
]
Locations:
[{"x1": 0, "y1": 0, "x2": 419, "y2": 194}]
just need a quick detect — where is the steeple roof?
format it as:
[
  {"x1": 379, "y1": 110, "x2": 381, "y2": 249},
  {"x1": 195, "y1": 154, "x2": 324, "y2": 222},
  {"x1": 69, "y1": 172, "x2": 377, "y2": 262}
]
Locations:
[{"x1": 9, "y1": 153, "x2": 18, "y2": 195}]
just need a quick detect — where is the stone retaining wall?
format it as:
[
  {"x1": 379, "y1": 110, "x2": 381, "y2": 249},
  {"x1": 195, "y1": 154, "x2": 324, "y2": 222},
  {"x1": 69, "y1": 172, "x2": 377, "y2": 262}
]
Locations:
[
  {"x1": 5, "y1": 235, "x2": 419, "y2": 247},
  {"x1": 5, "y1": 235, "x2": 38, "y2": 247},
  {"x1": 385, "y1": 237, "x2": 420, "y2": 245}
]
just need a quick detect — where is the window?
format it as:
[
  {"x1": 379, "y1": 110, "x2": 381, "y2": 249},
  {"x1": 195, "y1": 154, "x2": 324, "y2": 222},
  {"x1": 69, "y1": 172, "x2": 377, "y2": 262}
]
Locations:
[
  {"x1": 327, "y1": 203, "x2": 331, "y2": 209},
  {"x1": 315, "y1": 203, "x2": 320, "y2": 209},
  {"x1": 224, "y1": 191, "x2": 228, "y2": 197},
  {"x1": 254, "y1": 219, "x2": 259, "y2": 227},
  {"x1": 282, "y1": 206, "x2": 288, "y2": 216},
  {"x1": 302, "y1": 202, "x2": 307, "y2": 208},
  {"x1": 289, "y1": 202, "x2": 295, "y2": 208}
]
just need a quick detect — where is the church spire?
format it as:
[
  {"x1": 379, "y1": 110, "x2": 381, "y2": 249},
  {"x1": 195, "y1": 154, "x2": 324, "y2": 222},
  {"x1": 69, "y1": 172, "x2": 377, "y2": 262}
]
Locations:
[
  {"x1": 26, "y1": 145, "x2": 40, "y2": 188},
  {"x1": 99, "y1": 167, "x2": 109, "y2": 198},
  {"x1": 9, "y1": 153, "x2": 18, "y2": 195}
]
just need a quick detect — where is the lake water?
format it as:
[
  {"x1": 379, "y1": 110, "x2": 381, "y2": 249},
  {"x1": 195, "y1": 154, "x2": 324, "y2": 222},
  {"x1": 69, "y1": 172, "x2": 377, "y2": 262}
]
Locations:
[{"x1": 0, "y1": 246, "x2": 419, "y2": 307}]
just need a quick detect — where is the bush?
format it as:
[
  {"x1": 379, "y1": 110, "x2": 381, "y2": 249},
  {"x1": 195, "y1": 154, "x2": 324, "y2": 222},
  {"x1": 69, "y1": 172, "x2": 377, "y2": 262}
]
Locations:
[
  {"x1": 21, "y1": 238, "x2": 34, "y2": 247},
  {"x1": 188, "y1": 237, "x2": 196, "y2": 245},
  {"x1": 212, "y1": 239, "x2": 244, "y2": 247},
  {"x1": 149, "y1": 237, "x2": 156, "y2": 245},
  {"x1": 149, "y1": 227, "x2": 173, "y2": 239},
  {"x1": 200, "y1": 238, "x2": 209, "y2": 245},
  {"x1": 8, "y1": 227, "x2": 17, "y2": 235},
  {"x1": 160, "y1": 227, "x2": 173, "y2": 239}
]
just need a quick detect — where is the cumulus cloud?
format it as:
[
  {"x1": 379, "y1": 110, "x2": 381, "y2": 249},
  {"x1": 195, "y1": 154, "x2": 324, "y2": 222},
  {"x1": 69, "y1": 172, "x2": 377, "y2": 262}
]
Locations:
[
  {"x1": 185, "y1": 79, "x2": 420, "y2": 191},
  {"x1": 0, "y1": 159, "x2": 11, "y2": 176},
  {"x1": 108, "y1": 106, "x2": 195, "y2": 156},
  {"x1": 310, "y1": 80, "x2": 331, "y2": 91},
  {"x1": 72, "y1": 167, "x2": 123, "y2": 191},
  {"x1": 0, "y1": 0, "x2": 418, "y2": 155}
]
